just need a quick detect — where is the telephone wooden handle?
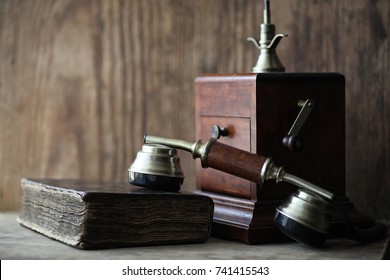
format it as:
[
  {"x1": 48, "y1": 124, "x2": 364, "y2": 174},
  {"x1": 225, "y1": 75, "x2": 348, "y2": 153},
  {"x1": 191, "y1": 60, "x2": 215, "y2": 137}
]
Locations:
[{"x1": 206, "y1": 141, "x2": 268, "y2": 184}]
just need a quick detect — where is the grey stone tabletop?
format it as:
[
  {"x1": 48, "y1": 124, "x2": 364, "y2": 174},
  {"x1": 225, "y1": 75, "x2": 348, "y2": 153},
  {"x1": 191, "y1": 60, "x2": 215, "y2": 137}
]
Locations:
[{"x1": 0, "y1": 212, "x2": 387, "y2": 260}]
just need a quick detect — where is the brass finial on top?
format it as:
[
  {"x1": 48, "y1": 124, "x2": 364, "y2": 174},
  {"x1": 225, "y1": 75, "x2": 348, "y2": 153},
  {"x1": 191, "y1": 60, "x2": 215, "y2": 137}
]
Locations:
[{"x1": 247, "y1": 0, "x2": 288, "y2": 72}]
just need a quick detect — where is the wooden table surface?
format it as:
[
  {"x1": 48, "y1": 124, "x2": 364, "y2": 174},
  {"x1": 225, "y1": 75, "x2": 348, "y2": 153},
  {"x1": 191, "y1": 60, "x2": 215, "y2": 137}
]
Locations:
[{"x1": 0, "y1": 212, "x2": 387, "y2": 260}]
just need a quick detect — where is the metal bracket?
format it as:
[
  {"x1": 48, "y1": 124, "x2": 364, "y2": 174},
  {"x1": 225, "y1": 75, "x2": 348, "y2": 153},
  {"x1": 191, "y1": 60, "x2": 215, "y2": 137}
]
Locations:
[
  {"x1": 283, "y1": 99, "x2": 315, "y2": 151},
  {"x1": 288, "y1": 99, "x2": 315, "y2": 136}
]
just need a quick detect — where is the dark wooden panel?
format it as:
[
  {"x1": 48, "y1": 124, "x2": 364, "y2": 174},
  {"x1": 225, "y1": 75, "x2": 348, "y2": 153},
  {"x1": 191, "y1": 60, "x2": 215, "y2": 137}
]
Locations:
[{"x1": 255, "y1": 73, "x2": 346, "y2": 196}]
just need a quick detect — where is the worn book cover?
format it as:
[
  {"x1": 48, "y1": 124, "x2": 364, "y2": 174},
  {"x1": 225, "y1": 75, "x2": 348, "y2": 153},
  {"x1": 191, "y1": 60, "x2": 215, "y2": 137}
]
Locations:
[{"x1": 17, "y1": 178, "x2": 214, "y2": 249}]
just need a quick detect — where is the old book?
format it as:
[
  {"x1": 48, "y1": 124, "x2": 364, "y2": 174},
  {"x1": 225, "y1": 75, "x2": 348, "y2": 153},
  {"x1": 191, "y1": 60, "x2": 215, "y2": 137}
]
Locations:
[{"x1": 17, "y1": 178, "x2": 214, "y2": 249}]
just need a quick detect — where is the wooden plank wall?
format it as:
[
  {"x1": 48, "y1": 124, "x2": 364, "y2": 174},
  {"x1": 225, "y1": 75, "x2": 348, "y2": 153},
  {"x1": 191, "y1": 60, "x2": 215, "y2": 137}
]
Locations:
[{"x1": 0, "y1": 0, "x2": 389, "y2": 222}]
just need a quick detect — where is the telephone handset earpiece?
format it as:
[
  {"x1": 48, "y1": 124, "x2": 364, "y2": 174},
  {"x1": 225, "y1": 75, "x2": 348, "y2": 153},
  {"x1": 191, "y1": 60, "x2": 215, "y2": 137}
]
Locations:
[
  {"x1": 274, "y1": 189, "x2": 331, "y2": 247},
  {"x1": 274, "y1": 192, "x2": 387, "y2": 247}
]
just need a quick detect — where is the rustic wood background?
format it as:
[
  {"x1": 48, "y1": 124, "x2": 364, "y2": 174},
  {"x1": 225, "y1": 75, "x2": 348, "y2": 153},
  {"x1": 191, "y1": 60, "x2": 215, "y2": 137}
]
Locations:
[{"x1": 0, "y1": 0, "x2": 389, "y2": 221}]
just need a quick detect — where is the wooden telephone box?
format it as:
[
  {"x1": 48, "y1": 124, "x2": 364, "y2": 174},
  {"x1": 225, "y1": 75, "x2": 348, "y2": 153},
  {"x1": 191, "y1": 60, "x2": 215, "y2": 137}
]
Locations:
[{"x1": 195, "y1": 73, "x2": 371, "y2": 244}]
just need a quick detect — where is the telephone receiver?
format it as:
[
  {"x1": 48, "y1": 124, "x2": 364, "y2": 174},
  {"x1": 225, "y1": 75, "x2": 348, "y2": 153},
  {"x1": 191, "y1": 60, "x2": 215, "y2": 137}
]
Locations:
[{"x1": 129, "y1": 134, "x2": 387, "y2": 248}]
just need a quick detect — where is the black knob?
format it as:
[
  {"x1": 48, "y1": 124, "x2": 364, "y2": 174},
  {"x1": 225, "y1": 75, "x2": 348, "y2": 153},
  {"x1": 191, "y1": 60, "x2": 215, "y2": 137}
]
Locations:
[
  {"x1": 282, "y1": 135, "x2": 304, "y2": 152},
  {"x1": 211, "y1": 125, "x2": 229, "y2": 139}
]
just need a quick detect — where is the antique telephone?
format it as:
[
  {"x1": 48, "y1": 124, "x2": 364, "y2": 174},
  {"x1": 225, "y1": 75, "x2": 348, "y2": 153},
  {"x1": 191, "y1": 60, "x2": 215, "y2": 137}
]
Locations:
[
  {"x1": 128, "y1": 0, "x2": 386, "y2": 249},
  {"x1": 129, "y1": 134, "x2": 387, "y2": 247}
]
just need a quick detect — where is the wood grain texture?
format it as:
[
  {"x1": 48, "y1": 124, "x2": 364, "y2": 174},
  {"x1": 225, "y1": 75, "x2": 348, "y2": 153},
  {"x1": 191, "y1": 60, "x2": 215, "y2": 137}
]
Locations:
[{"x1": 0, "y1": 0, "x2": 389, "y2": 222}]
